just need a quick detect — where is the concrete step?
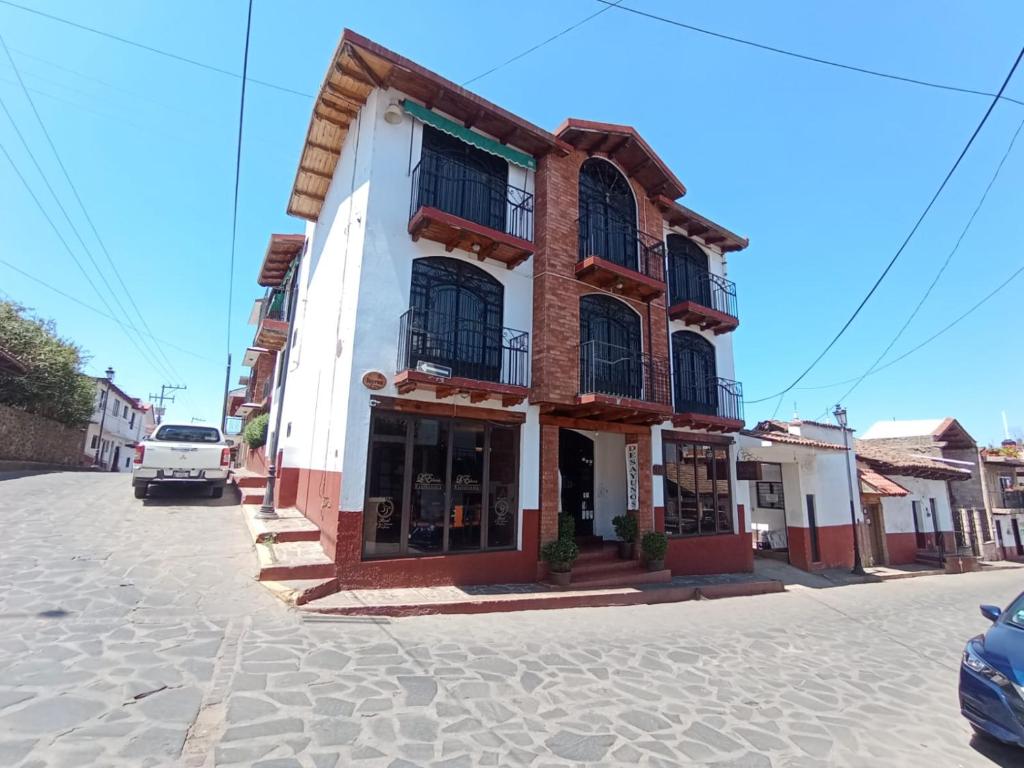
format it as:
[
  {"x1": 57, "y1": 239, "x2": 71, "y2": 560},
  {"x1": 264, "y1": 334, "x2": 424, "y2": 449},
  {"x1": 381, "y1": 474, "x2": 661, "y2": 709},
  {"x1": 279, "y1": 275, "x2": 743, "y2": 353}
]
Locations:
[
  {"x1": 576, "y1": 544, "x2": 620, "y2": 563},
  {"x1": 231, "y1": 469, "x2": 268, "y2": 488},
  {"x1": 256, "y1": 540, "x2": 335, "y2": 581},
  {"x1": 549, "y1": 567, "x2": 673, "y2": 590},
  {"x1": 240, "y1": 504, "x2": 321, "y2": 544},
  {"x1": 261, "y1": 576, "x2": 340, "y2": 606},
  {"x1": 241, "y1": 488, "x2": 267, "y2": 505}
]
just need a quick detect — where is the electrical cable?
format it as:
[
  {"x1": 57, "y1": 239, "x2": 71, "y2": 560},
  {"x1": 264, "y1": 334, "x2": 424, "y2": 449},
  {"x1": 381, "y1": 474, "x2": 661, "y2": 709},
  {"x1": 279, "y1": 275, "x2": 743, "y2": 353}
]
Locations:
[{"x1": 746, "y1": 45, "x2": 1024, "y2": 405}]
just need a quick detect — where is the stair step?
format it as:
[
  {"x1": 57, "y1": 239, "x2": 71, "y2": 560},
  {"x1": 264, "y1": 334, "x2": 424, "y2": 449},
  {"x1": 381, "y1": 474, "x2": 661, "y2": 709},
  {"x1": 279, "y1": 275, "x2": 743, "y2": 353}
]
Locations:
[
  {"x1": 257, "y1": 540, "x2": 334, "y2": 581},
  {"x1": 550, "y1": 568, "x2": 672, "y2": 590},
  {"x1": 576, "y1": 544, "x2": 620, "y2": 563},
  {"x1": 262, "y1": 577, "x2": 340, "y2": 606},
  {"x1": 240, "y1": 504, "x2": 322, "y2": 545},
  {"x1": 234, "y1": 474, "x2": 267, "y2": 489},
  {"x1": 241, "y1": 488, "x2": 267, "y2": 505},
  {"x1": 572, "y1": 558, "x2": 644, "y2": 577}
]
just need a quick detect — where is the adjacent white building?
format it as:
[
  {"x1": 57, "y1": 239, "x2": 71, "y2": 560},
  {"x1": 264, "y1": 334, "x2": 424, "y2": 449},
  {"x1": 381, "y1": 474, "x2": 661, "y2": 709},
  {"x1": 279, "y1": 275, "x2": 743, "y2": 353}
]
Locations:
[{"x1": 83, "y1": 376, "x2": 152, "y2": 472}]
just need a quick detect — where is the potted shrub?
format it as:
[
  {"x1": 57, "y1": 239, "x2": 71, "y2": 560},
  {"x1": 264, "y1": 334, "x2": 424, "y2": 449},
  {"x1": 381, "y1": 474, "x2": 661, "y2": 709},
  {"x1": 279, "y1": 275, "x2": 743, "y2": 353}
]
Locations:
[
  {"x1": 612, "y1": 513, "x2": 638, "y2": 559},
  {"x1": 541, "y1": 538, "x2": 579, "y2": 587},
  {"x1": 641, "y1": 531, "x2": 669, "y2": 572}
]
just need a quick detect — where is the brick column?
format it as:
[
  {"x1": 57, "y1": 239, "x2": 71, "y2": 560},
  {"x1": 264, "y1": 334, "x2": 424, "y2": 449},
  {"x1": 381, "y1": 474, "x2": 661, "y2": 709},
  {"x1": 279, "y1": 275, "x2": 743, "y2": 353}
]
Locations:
[
  {"x1": 627, "y1": 430, "x2": 654, "y2": 540},
  {"x1": 539, "y1": 423, "x2": 560, "y2": 548}
]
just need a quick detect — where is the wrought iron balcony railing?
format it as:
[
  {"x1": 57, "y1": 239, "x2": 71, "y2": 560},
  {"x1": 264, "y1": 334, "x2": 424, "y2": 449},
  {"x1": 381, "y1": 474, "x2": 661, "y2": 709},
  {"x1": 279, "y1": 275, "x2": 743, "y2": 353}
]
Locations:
[
  {"x1": 578, "y1": 340, "x2": 671, "y2": 406},
  {"x1": 397, "y1": 308, "x2": 530, "y2": 388},
  {"x1": 1001, "y1": 489, "x2": 1024, "y2": 509},
  {"x1": 577, "y1": 210, "x2": 665, "y2": 282},
  {"x1": 667, "y1": 257, "x2": 738, "y2": 318},
  {"x1": 259, "y1": 287, "x2": 286, "y2": 323},
  {"x1": 675, "y1": 376, "x2": 744, "y2": 422},
  {"x1": 410, "y1": 148, "x2": 534, "y2": 242}
]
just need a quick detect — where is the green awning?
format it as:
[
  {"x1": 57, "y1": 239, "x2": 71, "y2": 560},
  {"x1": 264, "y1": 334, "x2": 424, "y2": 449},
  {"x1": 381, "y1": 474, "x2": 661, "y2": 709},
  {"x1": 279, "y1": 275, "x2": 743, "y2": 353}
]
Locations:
[{"x1": 401, "y1": 99, "x2": 536, "y2": 170}]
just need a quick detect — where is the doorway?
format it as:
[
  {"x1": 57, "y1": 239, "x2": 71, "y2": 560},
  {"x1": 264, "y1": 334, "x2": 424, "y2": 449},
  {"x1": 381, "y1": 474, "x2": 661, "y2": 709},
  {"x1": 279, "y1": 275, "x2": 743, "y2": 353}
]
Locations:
[
  {"x1": 1012, "y1": 518, "x2": 1024, "y2": 557},
  {"x1": 110, "y1": 446, "x2": 120, "y2": 473},
  {"x1": 559, "y1": 429, "x2": 594, "y2": 539},
  {"x1": 912, "y1": 501, "x2": 926, "y2": 549},
  {"x1": 864, "y1": 502, "x2": 886, "y2": 566}
]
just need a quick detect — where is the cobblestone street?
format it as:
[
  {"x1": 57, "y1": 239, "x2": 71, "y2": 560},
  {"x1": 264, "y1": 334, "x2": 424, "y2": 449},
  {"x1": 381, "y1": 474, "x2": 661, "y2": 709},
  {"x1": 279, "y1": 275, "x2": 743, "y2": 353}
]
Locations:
[{"x1": 0, "y1": 471, "x2": 1021, "y2": 767}]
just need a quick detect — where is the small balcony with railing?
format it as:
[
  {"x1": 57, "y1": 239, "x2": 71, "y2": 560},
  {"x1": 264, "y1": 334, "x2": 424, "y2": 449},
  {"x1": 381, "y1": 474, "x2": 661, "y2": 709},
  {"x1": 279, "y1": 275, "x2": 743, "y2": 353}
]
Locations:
[
  {"x1": 395, "y1": 308, "x2": 530, "y2": 406},
  {"x1": 254, "y1": 288, "x2": 289, "y2": 351},
  {"x1": 1000, "y1": 489, "x2": 1024, "y2": 510},
  {"x1": 666, "y1": 258, "x2": 739, "y2": 334},
  {"x1": 408, "y1": 149, "x2": 534, "y2": 269},
  {"x1": 673, "y1": 376, "x2": 745, "y2": 432},
  {"x1": 575, "y1": 213, "x2": 666, "y2": 301},
  {"x1": 573, "y1": 340, "x2": 673, "y2": 425}
]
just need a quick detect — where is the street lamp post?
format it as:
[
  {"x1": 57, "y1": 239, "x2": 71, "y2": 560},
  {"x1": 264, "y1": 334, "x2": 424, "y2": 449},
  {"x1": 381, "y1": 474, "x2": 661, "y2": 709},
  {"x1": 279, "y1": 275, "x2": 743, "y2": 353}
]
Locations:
[
  {"x1": 833, "y1": 403, "x2": 866, "y2": 576},
  {"x1": 93, "y1": 367, "x2": 115, "y2": 469}
]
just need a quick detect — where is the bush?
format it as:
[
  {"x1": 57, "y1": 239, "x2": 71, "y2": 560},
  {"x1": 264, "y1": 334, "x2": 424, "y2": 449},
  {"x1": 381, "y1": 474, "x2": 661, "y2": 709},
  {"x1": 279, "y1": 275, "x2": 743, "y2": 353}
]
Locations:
[
  {"x1": 0, "y1": 301, "x2": 94, "y2": 426},
  {"x1": 612, "y1": 513, "x2": 638, "y2": 543},
  {"x1": 541, "y1": 538, "x2": 579, "y2": 572},
  {"x1": 557, "y1": 512, "x2": 575, "y2": 542},
  {"x1": 242, "y1": 413, "x2": 269, "y2": 449},
  {"x1": 641, "y1": 531, "x2": 668, "y2": 561}
]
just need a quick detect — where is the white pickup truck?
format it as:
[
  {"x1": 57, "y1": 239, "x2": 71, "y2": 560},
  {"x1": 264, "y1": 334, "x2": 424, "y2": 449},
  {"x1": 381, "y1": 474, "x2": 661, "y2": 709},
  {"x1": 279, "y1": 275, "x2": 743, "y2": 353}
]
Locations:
[{"x1": 132, "y1": 423, "x2": 231, "y2": 499}]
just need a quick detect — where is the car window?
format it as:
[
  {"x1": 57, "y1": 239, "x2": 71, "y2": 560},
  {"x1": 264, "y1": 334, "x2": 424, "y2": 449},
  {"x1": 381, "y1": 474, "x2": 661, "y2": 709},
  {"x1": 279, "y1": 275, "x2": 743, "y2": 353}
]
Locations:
[
  {"x1": 154, "y1": 426, "x2": 221, "y2": 443},
  {"x1": 1005, "y1": 594, "x2": 1024, "y2": 629}
]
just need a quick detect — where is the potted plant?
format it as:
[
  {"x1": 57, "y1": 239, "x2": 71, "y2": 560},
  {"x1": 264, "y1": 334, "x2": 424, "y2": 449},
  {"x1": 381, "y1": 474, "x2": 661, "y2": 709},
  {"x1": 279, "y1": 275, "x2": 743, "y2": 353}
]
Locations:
[
  {"x1": 541, "y1": 538, "x2": 579, "y2": 587},
  {"x1": 641, "y1": 531, "x2": 668, "y2": 572},
  {"x1": 612, "y1": 513, "x2": 638, "y2": 559}
]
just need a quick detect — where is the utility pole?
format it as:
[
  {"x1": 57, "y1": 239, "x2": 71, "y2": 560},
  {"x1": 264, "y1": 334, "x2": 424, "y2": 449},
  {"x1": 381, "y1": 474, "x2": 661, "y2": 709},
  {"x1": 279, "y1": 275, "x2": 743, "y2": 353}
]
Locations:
[
  {"x1": 149, "y1": 384, "x2": 186, "y2": 425},
  {"x1": 220, "y1": 353, "x2": 232, "y2": 434}
]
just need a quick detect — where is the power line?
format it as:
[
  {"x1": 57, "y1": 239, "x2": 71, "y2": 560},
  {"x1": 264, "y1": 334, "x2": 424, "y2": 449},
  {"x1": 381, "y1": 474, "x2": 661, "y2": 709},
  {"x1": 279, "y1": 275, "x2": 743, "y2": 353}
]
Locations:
[
  {"x1": 0, "y1": 31, "x2": 185, "y2": 384},
  {"x1": 0, "y1": 87, "x2": 179, "y2": 384},
  {"x1": 0, "y1": 258, "x2": 217, "y2": 362},
  {"x1": 827, "y1": 115, "x2": 1024, "y2": 405},
  {"x1": 746, "y1": 44, "x2": 1024, "y2": 405},
  {"x1": 597, "y1": 1, "x2": 1024, "y2": 108},
  {"x1": 0, "y1": 138, "x2": 176, "y2": 382},
  {"x1": 221, "y1": 0, "x2": 254, "y2": 432},
  {"x1": 463, "y1": 0, "x2": 624, "y2": 86},
  {"x1": 0, "y1": 0, "x2": 312, "y2": 99}
]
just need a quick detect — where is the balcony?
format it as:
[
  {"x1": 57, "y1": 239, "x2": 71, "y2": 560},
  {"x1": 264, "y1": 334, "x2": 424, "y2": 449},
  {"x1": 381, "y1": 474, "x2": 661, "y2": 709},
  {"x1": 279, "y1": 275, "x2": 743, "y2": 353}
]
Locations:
[
  {"x1": 395, "y1": 308, "x2": 530, "y2": 406},
  {"x1": 408, "y1": 149, "x2": 534, "y2": 269},
  {"x1": 1001, "y1": 490, "x2": 1024, "y2": 509},
  {"x1": 570, "y1": 340, "x2": 672, "y2": 425},
  {"x1": 673, "y1": 376, "x2": 744, "y2": 432},
  {"x1": 254, "y1": 288, "x2": 288, "y2": 351},
  {"x1": 666, "y1": 258, "x2": 739, "y2": 334},
  {"x1": 575, "y1": 213, "x2": 665, "y2": 301}
]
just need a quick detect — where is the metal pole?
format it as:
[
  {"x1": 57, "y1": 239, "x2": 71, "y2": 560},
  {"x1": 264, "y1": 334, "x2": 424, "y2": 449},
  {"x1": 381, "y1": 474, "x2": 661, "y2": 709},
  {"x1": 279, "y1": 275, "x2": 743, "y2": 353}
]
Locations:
[
  {"x1": 842, "y1": 425, "x2": 866, "y2": 575},
  {"x1": 257, "y1": 271, "x2": 299, "y2": 520}
]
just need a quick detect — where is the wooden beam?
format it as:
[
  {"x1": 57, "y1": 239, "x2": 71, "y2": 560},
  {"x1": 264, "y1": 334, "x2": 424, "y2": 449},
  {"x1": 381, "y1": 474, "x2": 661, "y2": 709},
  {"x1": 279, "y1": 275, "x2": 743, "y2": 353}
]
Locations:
[
  {"x1": 374, "y1": 395, "x2": 526, "y2": 424},
  {"x1": 464, "y1": 108, "x2": 485, "y2": 129},
  {"x1": 435, "y1": 386, "x2": 457, "y2": 400},
  {"x1": 443, "y1": 231, "x2": 463, "y2": 252},
  {"x1": 609, "y1": 137, "x2": 634, "y2": 162},
  {"x1": 307, "y1": 139, "x2": 341, "y2": 156},
  {"x1": 469, "y1": 392, "x2": 490, "y2": 404},
  {"x1": 477, "y1": 242, "x2": 500, "y2": 262},
  {"x1": 299, "y1": 166, "x2": 333, "y2": 181},
  {"x1": 344, "y1": 45, "x2": 387, "y2": 89},
  {"x1": 313, "y1": 105, "x2": 349, "y2": 128},
  {"x1": 424, "y1": 84, "x2": 445, "y2": 110}
]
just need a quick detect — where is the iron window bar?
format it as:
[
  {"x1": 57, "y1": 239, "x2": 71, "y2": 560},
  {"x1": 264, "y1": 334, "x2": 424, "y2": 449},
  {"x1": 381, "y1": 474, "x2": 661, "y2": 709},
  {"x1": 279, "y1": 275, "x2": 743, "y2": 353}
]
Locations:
[
  {"x1": 397, "y1": 308, "x2": 530, "y2": 388},
  {"x1": 410, "y1": 148, "x2": 534, "y2": 242}
]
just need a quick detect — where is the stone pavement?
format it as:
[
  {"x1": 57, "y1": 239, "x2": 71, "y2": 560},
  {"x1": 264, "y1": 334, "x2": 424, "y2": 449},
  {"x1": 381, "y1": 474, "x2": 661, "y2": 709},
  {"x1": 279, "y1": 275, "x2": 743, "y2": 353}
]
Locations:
[{"x1": 1, "y1": 471, "x2": 1022, "y2": 767}]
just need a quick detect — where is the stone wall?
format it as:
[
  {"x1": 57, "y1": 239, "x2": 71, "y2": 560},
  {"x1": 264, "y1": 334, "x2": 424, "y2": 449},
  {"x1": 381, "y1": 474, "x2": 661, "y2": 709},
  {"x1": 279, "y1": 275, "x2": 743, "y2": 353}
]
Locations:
[{"x1": 0, "y1": 404, "x2": 87, "y2": 466}]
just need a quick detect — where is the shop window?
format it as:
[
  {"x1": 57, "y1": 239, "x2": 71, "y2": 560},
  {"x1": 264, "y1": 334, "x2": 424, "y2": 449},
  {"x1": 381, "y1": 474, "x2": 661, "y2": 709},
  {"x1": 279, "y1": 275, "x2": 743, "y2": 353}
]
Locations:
[
  {"x1": 662, "y1": 437, "x2": 732, "y2": 536},
  {"x1": 362, "y1": 410, "x2": 519, "y2": 558}
]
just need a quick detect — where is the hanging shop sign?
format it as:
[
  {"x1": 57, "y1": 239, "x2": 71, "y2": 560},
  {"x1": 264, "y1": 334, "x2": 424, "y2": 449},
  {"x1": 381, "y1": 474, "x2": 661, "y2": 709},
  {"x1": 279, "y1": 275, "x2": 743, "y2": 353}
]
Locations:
[
  {"x1": 362, "y1": 371, "x2": 387, "y2": 391},
  {"x1": 625, "y1": 443, "x2": 639, "y2": 511}
]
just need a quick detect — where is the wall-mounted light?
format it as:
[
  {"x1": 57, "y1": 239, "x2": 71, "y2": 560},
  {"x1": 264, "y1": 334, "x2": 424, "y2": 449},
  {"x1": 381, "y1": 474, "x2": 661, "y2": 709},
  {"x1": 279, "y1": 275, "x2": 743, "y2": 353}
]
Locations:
[{"x1": 384, "y1": 102, "x2": 403, "y2": 125}]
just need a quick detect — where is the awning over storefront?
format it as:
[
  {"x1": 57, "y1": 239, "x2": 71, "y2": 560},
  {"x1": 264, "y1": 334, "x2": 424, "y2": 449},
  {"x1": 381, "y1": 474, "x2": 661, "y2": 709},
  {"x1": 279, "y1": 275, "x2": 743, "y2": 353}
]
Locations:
[{"x1": 402, "y1": 99, "x2": 536, "y2": 170}]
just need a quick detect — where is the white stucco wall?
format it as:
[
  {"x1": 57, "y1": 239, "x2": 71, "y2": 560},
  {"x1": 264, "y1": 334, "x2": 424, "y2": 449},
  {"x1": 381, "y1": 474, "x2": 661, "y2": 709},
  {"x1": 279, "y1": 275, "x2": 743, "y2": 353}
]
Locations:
[
  {"x1": 274, "y1": 87, "x2": 540, "y2": 528},
  {"x1": 880, "y1": 475, "x2": 953, "y2": 535}
]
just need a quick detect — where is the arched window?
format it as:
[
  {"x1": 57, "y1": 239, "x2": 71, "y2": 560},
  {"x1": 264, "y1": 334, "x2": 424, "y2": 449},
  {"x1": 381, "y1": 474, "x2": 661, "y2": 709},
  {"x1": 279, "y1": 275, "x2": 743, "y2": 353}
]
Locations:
[
  {"x1": 408, "y1": 257, "x2": 504, "y2": 381},
  {"x1": 578, "y1": 158, "x2": 637, "y2": 270},
  {"x1": 579, "y1": 294, "x2": 642, "y2": 399},
  {"x1": 666, "y1": 234, "x2": 711, "y2": 307},
  {"x1": 418, "y1": 126, "x2": 508, "y2": 232},
  {"x1": 672, "y1": 331, "x2": 717, "y2": 414}
]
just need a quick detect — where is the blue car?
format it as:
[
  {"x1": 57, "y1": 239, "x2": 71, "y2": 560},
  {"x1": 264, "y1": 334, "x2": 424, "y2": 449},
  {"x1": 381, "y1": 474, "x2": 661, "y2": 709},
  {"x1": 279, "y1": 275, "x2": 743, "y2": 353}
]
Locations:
[{"x1": 959, "y1": 591, "x2": 1024, "y2": 747}]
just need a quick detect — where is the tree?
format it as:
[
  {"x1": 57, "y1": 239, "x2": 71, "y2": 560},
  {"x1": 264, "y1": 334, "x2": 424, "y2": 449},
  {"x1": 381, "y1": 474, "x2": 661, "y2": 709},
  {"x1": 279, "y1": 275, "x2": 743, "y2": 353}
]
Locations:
[{"x1": 0, "y1": 301, "x2": 95, "y2": 426}]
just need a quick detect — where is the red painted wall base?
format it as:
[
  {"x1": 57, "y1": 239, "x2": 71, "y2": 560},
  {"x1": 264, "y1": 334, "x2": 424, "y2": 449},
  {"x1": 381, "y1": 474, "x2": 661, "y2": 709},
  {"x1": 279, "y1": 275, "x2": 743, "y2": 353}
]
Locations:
[
  {"x1": 655, "y1": 505, "x2": 754, "y2": 575},
  {"x1": 885, "y1": 532, "x2": 918, "y2": 565},
  {"x1": 788, "y1": 523, "x2": 859, "y2": 571}
]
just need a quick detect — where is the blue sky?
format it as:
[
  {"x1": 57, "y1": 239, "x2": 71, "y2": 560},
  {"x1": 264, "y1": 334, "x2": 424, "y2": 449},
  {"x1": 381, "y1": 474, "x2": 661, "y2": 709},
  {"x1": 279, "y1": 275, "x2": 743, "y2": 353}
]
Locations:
[{"x1": 1, "y1": 0, "x2": 1022, "y2": 445}]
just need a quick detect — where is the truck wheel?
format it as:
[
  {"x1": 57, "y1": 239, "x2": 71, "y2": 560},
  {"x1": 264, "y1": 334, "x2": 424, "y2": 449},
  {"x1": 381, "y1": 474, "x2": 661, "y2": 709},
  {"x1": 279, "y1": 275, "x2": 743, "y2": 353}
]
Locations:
[
  {"x1": 210, "y1": 486, "x2": 224, "y2": 499},
  {"x1": 133, "y1": 484, "x2": 147, "y2": 499}
]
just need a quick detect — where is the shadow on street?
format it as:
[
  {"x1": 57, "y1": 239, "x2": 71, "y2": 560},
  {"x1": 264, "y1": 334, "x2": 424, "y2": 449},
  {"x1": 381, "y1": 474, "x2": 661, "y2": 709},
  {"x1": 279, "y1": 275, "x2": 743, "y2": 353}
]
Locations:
[{"x1": 140, "y1": 483, "x2": 239, "y2": 508}]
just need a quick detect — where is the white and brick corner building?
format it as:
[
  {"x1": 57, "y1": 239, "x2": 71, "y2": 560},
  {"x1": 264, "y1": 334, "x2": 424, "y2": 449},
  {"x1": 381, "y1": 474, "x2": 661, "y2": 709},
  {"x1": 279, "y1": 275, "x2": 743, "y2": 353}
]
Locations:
[
  {"x1": 84, "y1": 377, "x2": 153, "y2": 472},
  {"x1": 256, "y1": 30, "x2": 766, "y2": 588}
]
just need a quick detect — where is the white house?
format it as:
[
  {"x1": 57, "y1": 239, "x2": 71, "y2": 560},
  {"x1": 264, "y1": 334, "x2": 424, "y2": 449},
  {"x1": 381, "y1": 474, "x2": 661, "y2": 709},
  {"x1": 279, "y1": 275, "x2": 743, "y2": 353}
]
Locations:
[{"x1": 84, "y1": 376, "x2": 150, "y2": 472}]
